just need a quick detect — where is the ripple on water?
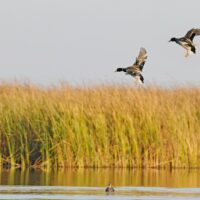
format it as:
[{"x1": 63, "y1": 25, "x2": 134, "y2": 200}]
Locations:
[{"x1": 0, "y1": 186, "x2": 200, "y2": 200}]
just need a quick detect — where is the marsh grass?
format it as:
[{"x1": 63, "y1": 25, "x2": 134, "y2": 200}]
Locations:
[{"x1": 0, "y1": 83, "x2": 200, "y2": 169}]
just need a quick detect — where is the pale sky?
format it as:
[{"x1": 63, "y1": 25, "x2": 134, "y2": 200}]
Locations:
[{"x1": 0, "y1": 0, "x2": 199, "y2": 86}]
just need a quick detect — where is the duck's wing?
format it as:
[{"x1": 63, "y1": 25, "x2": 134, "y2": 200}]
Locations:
[
  {"x1": 133, "y1": 47, "x2": 147, "y2": 71},
  {"x1": 185, "y1": 28, "x2": 200, "y2": 41}
]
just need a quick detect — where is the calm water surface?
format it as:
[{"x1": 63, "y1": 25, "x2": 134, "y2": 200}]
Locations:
[{"x1": 0, "y1": 169, "x2": 200, "y2": 199}]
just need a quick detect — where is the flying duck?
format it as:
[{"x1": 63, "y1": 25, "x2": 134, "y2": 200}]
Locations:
[
  {"x1": 105, "y1": 183, "x2": 115, "y2": 192},
  {"x1": 169, "y1": 28, "x2": 200, "y2": 57},
  {"x1": 115, "y1": 47, "x2": 147, "y2": 84}
]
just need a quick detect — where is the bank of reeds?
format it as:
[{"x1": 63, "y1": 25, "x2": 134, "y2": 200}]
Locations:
[{"x1": 0, "y1": 83, "x2": 200, "y2": 169}]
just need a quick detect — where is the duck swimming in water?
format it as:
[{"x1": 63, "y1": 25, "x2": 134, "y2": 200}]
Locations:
[
  {"x1": 105, "y1": 183, "x2": 115, "y2": 192},
  {"x1": 169, "y1": 28, "x2": 200, "y2": 57},
  {"x1": 115, "y1": 47, "x2": 147, "y2": 84}
]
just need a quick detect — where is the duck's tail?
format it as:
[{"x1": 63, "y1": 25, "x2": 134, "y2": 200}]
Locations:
[
  {"x1": 191, "y1": 46, "x2": 196, "y2": 54},
  {"x1": 185, "y1": 48, "x2": 195, "y2": 57}
]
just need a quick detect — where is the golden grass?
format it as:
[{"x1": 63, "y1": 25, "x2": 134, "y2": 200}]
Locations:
[{"x1": 0, "y1": 83, "x2": 200, "y2": 169}]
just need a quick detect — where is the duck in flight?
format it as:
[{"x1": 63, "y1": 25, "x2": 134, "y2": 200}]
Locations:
[
  {"x1": 169, "y1": 28, "x2": 200, "y2": 57},
  {"x1": 105, "y1": 183, "x2": 115, "y2": 192},
  {"x1": 115, "y1": 47, "x2": 147, "y2": 84}
]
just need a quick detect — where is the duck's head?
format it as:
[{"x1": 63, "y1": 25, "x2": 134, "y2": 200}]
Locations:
[
  {"x1": 108, "y1": 183, "x2": 112, "y2": 188},
  {"x1": 169, "y1": 37, "x2": 176, "y2": 42}
]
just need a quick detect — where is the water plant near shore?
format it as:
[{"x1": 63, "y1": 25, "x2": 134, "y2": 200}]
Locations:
[{"x1": 0, "y1": 83, "x2": 200, "y2": 169}]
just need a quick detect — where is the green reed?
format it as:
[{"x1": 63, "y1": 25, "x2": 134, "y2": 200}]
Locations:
[{"x1": 0, "y1": 83, "x2": 200, "y2": 169}]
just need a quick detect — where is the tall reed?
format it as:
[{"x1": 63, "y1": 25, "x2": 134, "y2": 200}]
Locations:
[{"x1": 0, "y1": 83, "x2": 200, "y2": 169}]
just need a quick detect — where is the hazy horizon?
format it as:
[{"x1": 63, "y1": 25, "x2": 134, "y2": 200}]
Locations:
[{"x1": 0, "y1": 0, "x2": 200, "y2": 86}]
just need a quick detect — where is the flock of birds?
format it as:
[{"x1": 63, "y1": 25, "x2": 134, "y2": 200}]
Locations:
[
  {"x1": 115, "y1": 28, "x2": 200, "y2": 84},
  {"x1": 106, "y1": 28, "x2": 200, "y2": 193}
]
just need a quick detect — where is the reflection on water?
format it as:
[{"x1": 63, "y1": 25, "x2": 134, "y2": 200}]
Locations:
[
  {"x1": 0, "y1": 169, "x2": 200, "y2": 199},
  {"x1": 0, "y1": 168, "x2": 200, "y2": 187}
]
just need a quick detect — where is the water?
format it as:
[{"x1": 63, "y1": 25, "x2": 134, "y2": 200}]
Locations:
[{"x1": 0, "y1": 169, "x2": 200, "y2": 199}]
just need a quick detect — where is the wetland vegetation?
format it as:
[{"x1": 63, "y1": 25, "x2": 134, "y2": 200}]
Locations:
[{"x1": 0, "y1": 83, "x2": 200, "y2": 169}]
